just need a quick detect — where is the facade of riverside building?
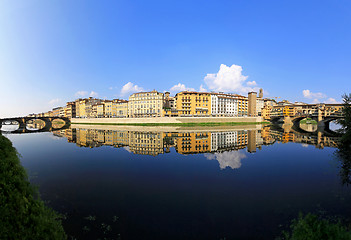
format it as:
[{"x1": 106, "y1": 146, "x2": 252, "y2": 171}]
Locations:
[
  {"x1": 33, "y1": 89, "x2": 265, "y2": 119},
  {"x1": 128, "y1": 90, "x2": 164, "y2": 118},
  {"x1": 211, "y1": 93, "x2": 238, "y2": 117}
]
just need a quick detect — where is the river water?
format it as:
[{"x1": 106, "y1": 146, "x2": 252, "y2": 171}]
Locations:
[{"x1": 2, "y1": 124, "x2": 350, "y2": 240}]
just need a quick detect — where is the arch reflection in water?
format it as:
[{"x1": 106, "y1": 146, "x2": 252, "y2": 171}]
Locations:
[
  {"x1": 26, "y1": 119, "x2": 45, "y2": 130},
  {"x1": 51, "y1": 125, "x2": 342, "y2": 170}
]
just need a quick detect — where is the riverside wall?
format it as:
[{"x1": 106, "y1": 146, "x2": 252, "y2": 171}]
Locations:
[
  {"x1": 71, "y1": 116, "x2": 263, "y2": 124},
  {"x1": 71, "y1": 123, "x2": 263, "y2": 133}
]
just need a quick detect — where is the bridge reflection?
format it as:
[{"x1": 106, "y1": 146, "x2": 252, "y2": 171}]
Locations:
[{"x1": 46, "y1": 125, "x2": 341, "y2": 169}]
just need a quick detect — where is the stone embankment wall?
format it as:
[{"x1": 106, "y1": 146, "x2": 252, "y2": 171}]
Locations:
[
  {"x1": 71, "y1": 124, "x2": 263, "y2": 133},
  {"x1": 71, "y1": 116, "x2": 263, "y2": 124}
]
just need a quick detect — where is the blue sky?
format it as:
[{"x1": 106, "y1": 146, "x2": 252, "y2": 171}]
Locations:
[{"x1": 1, "y1": 0, "x2": 350, "y2": 117}]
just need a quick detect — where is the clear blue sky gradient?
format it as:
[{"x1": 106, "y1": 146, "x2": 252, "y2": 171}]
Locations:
[{"x1": 1, "y1": 0, "x2": 350, "y2": 117}]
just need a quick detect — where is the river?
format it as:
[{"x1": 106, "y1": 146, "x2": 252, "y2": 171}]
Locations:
[{"x1": 2, "y1": 123, "x2": 350, "y2": 240}]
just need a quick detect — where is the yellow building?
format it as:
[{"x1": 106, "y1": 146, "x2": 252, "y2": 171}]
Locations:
[
  {"x1": 77, "y1": 99, "x2": 87, "y2": 118},
  {"x1": 114, "y1": 99, "x2": 128, "y2": 117},
  {"x1": 261, "y1": 105, "x2": 273, "y2": 120},
  {"x1": 65, "y1": 102, "x2": 76, "y2": 118},
  {"x1": 75, "y1": 97, "x2": 102, "y2": 118},
  {"x1": 235, "y1": 94, "x2": 248, "y2": 116},
  {"x1": 52, "y1": 107, "x2": 62, "y2": 117},
  {"x1": 92, "y1": 103, "x2": 105, "y2": 118},
  {"x1": 236, "y1": 130, "x2": 248, "y2": 149},
  {"x1": 175, "y1": 91, "x2": 211, "y2": 116},
  {"x1": 128, "y1": 131, "x2": 164, "y2": 156},
  {"x1": 175, "y1": 132, "x2": 211, "y2": 154},
  {"x1": 103, "y1": 100, "x2": 114, "y2": 117},
  {"x1": 128, "y1": 90, "x2": 164, "y2": 117}
]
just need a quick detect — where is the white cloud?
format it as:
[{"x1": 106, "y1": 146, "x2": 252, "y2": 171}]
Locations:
[
  {"x1": 204, "y1": 151, "x2": 247, "y2": 170},
  {"x1": 89, "y1": 91, "x2": 99, "y2": 98},
  {"x1": 326, "y1": 98, "x2": 339, "y2": 104},
  {"x1": 302, "y1": 89, "x2": 326, "y2": 99},
  {"x1": 199, "y1": 84, "x2": 207, "y2": 92},
  {"x1": 124, "y1": 146, "x2": 132, "y2": 153},
  {"x1": 247, "y1": 81, "x2": 257, "y2": 86},
  {"x1": 203, "y1": 64, "x2": 259, "y2": 94},
  {"x1": 170, "y1": 83, "x2": 195, "y2": 93},
  {"x1": 75, "y1": 90, "x2": 99, "y2": 98},
  {"x1": 48, "y1": 98, "x2": 62, "y2": 106},
  {"x1": 120, "y1": 82, "x2": 145, "y2": 96},
  {"x1": 302, "y1": 90, "x2": 340, "y2": 104},
  {"x1": 75, "y1": 91, "x2": 88, "y2": 98},
  {"x1": 109, "y1": 87, "x2": 113, "y2": 90}
]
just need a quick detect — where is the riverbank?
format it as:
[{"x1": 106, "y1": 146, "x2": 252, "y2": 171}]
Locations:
[
  {"x1": 72, "y1": 121, "x2": 269, "y2": 126},
  {"x1": 71, "y1": 116, "x2": 266, "y2": 126},
  {"x1": 0, "y1": 133, "x2": 66, "y2": 239},
  {"x1": 71, "y1": 123, "x2": 264, "y2": 133}
]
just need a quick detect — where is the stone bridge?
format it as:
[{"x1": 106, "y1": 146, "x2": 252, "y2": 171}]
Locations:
[
  {"x1": 0, "y1": 117, "x2": 70, "y2": 134},
  {"x1": 268, "y1": 103, "x2": 344, "y2": 132}
]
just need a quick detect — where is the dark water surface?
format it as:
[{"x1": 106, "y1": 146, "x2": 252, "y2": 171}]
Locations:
[{"x1": 3, "y1": 125, "x2": 351, "y2": 240}]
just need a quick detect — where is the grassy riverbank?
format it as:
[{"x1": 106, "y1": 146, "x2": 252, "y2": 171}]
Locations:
[
  {"x1": 0, "y1": 133, "x2": 66, "y2": 239},
  {"x1": 71, "y1": 121, "x2": 270, "y2": 127}
]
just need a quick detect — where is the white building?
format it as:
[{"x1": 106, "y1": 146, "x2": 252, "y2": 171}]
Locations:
[
  {"x1": 211, "y1": 131, "x2": 237, "y2": 151},
  {"x1": 211, "y1": 93, "x2": 238, "y2": 117},
  {"x1": 256, "y1": 98, "x2": 264, "y2": 116}
]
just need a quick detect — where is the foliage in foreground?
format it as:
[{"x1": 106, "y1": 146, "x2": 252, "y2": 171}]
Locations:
[
  {"x1": 280, "y1": 213, "x2": 351, "y2": 240},
  {"x1": 335, "y1": 93, "x2": 351, "y2": 185},
  {"x1": 0, "y1": 133, "x2": 66, "y2": 240},
  {"x1": 338, "y1": 93, "x2": 351, "y2": 141}
]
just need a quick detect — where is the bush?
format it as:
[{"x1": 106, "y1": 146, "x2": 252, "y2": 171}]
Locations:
[
  {"x1": 281, "y1": 213, "x2": 351, "y2": 240},
  {"x1": 0, "y1": 133, "x2": 66, "y2": 239}
]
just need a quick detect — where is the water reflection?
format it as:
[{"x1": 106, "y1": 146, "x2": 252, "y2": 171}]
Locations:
[
  {"x1": 4, "y1": 124, "x2": 348, "y2": 240},
  {"x1": 48, "y1": 124, "x2": 342, "y2": 170}
]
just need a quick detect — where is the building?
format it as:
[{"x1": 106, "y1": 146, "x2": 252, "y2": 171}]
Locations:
[
  {"x1": 75, "y1": 97, "x2": 102, "y2": 118},
  {"x1": 163, "y1": 92, "x2": 178, "y2": 117},
  {"x1": 128, "y1": 90, "x2": 164, "y2": 117},
  {"x1": 264, "y1": 98, "x2": 277, "y2": 107},
  {"x1": 211, "y1": 93, "x2": 238, "y2": 117},
  {"x1": 114, "y1": 99, "x2": 129, "y2": 117},
  {"x1": 65, "y1": 102, "x2": 76, "y2": 118},
  {"x1": 103, "y1": 100, "x2": 114, "y2": 117},
  {"x1": 248, "y1": 89, "x2": 264, "y2": 116},
  {"x1": 92, "y1": 103, "x2": 105, "y2": 118},
  {"x1": 175, "y1": 132, "x2": 211, "y2": 154},
  {"x1": 59, "y1": 107, "x2": 65, "y2": 117},
  {"x1": 248, "y1": 92, "x2": 257, "y2": 116},
  {"x1": 256, "y1": 98, "x2": 264, "y2": 116},
  {"x1": 262, "y1": 105, "x2": 273, "y2": 120},
  {"x1": 128, "y1": 131, "x2": 164, "y2": 156},
  {"x1": 211, "y1": 131, "x2": 237, "y2": 151},
  {"x1": 236, "y1": 94, "x2": 248, "y2": 116},
  {"x1": 52, "y1": 107, "x2": 62, "y2": 117},
  {"x1": 175, "y1": 91, "x2": 211, "y2": 116}
]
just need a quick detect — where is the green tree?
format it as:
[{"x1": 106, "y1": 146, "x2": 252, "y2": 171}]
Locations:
[
  {"x1": 338, "y1": 93, "x2": 351, "y2": 142},
  {"x1": 0, "y1": 133, "x2": 66, "y2": 240},
  {"x1": 280, "y1": 213, "x2": 351, "y2": 240},
  {"x1": 335, "y1": 93, "x2": 351, "y2": 185}
]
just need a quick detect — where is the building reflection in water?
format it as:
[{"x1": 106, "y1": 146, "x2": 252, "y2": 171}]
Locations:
[{"x1": 52, "y1": 125, "x2": 341, "y2": 169}]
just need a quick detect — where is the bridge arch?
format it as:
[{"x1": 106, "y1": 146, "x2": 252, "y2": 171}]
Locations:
[{"x1": 0, "y1": 117, "x2": 70, "y2": 134}]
